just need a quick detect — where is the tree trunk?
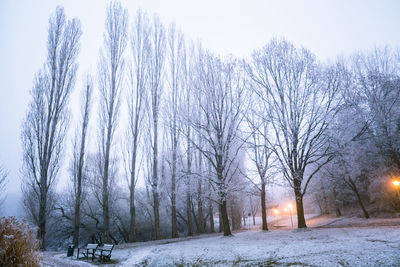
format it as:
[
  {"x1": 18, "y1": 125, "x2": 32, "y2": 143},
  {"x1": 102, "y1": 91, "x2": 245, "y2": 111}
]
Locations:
[
  {"x1": 220, "y1": 200, "x2": 232, "y2": 236},
  {"x1": 102, "y1": 123, "x2": 112, "y2": 243},
  {"x1": 129, "y1": 185, "x2": 136, "y2": 242},
  {"x1": 209, "y1": 197, "x2": 215, "y2": 233},
  {"x1": 102, "y1": 181, "x2": 110, "y2": 242},
  {"x1": 171, "y1": 192, "x2": 177, "y2": 238},
  {"x1": 197, "y1": 179, "x2": 205, "y2": 234},
  {"x1": 261, "y1": 183, "x2": 268, "y2": 231},
  {"x1": 128, "y1": 123, "x2": 139, "y2": 242},
  {"x1": 73, "y1": 190, "x2": 81, "y2": 247},
  {"x1": 321, "y1": 185, "x2": 330, "y2": 214},
  {"x1": 73, "y1": 85, "x2": 90, "y2": 247},
  {"x1": 332, "y1": 187, "x2": 342, "y2": 217},
  {"x1": 218, "y1": 205, "x2": 223, "y2": 233},
  {"x1": 153, "y1": 189, "x2": 160, "y2": 239},
  {"x1": 38, "y1": 189, "x2": 47, "y2": 250},
  {"x1": 73, "y1": 159, "x2": 83, "y2": 247},
  {"x1": 186, "y1": 191, "x2": 193, "y2": 236},
  {"x1": 153, "y1": 114, "x2": 161, "y2": 240},
  {"x1": 294, "y1": 188, "x2": 307, "y2": 228},
  {"x1": 348, "y1": 177, "x2": 370, "y2": 219},
  {"x1": 171, "y1": 147, "x2": 178, "y2": 238}
]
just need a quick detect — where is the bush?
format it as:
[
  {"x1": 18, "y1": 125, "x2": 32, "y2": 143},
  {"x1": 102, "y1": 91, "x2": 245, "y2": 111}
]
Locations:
[{"x1": 0, "y1": 216, "x2": 40, "y2": 266}]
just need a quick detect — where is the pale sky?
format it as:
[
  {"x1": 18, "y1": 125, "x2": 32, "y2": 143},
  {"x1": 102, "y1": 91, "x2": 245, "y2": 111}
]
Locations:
[{"x1": 0, "y1": 0, "x2": 399, "y2": 216}]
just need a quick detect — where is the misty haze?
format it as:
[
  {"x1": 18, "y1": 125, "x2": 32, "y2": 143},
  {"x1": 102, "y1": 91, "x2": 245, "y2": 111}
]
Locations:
[{"x1": 1, "y1": 0, "x2": 400, "y2": 266}]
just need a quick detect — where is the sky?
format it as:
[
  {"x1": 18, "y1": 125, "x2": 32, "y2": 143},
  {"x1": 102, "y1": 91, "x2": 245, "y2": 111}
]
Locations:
[{"x1": 0, "y1": 0, "x2": 399, "y2": 216}]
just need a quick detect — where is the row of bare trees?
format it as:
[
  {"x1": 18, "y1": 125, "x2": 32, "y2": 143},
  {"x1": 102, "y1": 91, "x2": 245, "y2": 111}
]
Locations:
[{"x1": 20, "y1": 2, "x2": 400, "y2": 249}]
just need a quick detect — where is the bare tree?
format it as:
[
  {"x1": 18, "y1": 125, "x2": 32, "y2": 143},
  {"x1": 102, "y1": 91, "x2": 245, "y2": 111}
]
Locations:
[
  {"x1": 247, "y1": 39, "x2": 342, "y2": 228},
  {"x1": 71, "y1": 77, "x2": 92, "y2": 247},
  {"x1": 166, "y1": 23, "x2": 183, "y2": 238},
  {"x1": 97, "y1": 1, "x2": 128, "y2": 243},
  {"x1": 180, "y1": 43, "x2": 198, "y2": 236},
  {"x1": 147, "y1": 15, "x2": 166, "y2": 240},
  {"x1": 124, "y1": 9, "x2": 150, "y2": 242},
  {"x1": 21, "y1": 6, "x2": 81, "y2": 249},
  {"x1": 245, "y1": 111, "x2": 274, "y2": 230},
  {"x1": 189, "y1": 52, "x2": 247, "y2": 236},
  {"x1": 248, "y1": 194, "x2": 259, "y2": 226}
]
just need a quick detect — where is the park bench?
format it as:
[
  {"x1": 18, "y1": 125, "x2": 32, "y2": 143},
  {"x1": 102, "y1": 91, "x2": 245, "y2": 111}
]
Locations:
[
  {"x1": 95, "y1": 244, "x2": 115, "y2": 262},
  {"x1": 77, "y1": 243, "x2": 98, "y2": 261}
]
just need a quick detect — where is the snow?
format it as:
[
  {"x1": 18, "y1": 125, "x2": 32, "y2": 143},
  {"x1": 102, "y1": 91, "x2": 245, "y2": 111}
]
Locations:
[
  {"x1": 118, "y1": 227, "x2": 400, "y2": 266},
  {"x1": 41, "y1": 252, "x2": 94, "y2": 267},
  {"x1": 41, "y1": 216, "x2": 400, "y2": 266}
]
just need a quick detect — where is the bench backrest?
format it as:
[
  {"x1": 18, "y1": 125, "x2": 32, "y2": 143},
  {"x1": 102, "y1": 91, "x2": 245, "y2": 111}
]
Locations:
[
  {"x1": 86, "y1": 244, "x2": 98, "y2": 250},
  {"x1": 101, "y1": 244, "x2": 114, "y2": 251}
]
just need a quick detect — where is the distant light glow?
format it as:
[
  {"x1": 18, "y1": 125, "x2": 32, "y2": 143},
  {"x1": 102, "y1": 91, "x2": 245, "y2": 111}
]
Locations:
[{"x1": 392, "y1": 180, "x2": 400, "y2": 187}]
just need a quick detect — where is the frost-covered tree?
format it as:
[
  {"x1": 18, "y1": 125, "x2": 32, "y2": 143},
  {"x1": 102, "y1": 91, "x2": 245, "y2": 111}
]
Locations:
[
  {"x1": 71, "y1": 77, "x2": 92, "y2": 247},
  {"x1": 166, "y1": 23, "x2": 184, "y2": 238},
  {"x1": 247, "y1": 39, "x2": 342, "y2": 228},
  {"x1": 189, "y1": 52, "x2": 247, "y2": 236},
  {"x1": 97, "y1": 1, "x2": 128, "y2": 243},
  {"x1": 244, "y1": 103, "x2": 275, "y2": 231},
  {"x1": 146, "y1": 15, "x2": 166, "y2": 240},
  {"x1": 124, "y1": 8, "x2": 150, "y2": 242},
  {"x1": 21, "y1": 6, "x2": 81, "y2": 249},
  {"x1": 351, "y1": 48, "x2": 400, "y2": 171},
  {"x1": 324, "y1": 108, "x2": 375, "y2": 219}
]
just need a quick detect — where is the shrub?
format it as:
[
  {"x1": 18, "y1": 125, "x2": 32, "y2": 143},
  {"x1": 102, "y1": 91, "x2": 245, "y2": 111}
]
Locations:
[{"x1": 0, "y1": 216, "x2": 40, "y2": 266}]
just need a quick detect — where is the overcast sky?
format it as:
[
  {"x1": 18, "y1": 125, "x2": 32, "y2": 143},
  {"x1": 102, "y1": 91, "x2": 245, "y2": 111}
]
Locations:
[{"x1": 0, "y1": 0, "x2": 399, "y2": 216}]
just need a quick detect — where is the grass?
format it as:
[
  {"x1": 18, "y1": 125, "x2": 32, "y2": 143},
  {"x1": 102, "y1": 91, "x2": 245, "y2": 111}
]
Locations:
[
  {"x1": 170, "y1": 255, "x2": 309, "y2": 267},
  {"x1": 75, "y1": 256, "x2": 120, "y2": 266}
]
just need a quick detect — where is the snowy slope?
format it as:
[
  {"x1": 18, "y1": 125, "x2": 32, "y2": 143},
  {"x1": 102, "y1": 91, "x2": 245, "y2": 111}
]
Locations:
[{"x1": 119, "y1": 227, "x2": 400, "y2": 266}]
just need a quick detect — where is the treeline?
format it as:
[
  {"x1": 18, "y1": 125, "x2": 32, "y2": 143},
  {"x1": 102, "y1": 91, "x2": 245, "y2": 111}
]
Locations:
[
  {"x1": 308, "y1": 48, "x2": 400, "y2": 219},
  {"x1": 20, "y1": 2, "x2": 400, "y2": 250}
]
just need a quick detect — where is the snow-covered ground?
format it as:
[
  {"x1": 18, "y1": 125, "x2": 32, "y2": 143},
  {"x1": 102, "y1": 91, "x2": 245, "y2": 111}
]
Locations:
[
  {"x1": 41, "y1": 216, "x2": 400, "y2": 266},
  {"x1": 118, "y1": 227, "x2": 400, "y2": 266}
]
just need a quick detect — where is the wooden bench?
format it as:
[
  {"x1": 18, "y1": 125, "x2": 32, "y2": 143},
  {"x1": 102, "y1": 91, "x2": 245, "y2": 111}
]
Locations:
[
  {"x1": 95, "y1": 244, "x2": 115, "y2": 262},
  {"x1": 77, "y1": 243, "x2": 98, "y2": 261}
]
